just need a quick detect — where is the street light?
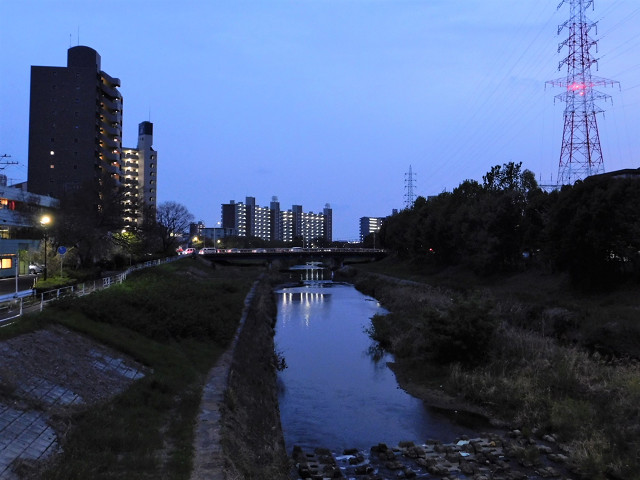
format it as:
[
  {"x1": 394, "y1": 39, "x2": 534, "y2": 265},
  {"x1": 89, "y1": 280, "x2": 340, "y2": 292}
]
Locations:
[{"x1": 40, "y1": 215, "x2": 51, "y2": 280}]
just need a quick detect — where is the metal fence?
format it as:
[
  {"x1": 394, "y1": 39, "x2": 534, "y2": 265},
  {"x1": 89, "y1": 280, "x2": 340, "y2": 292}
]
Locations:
[{"x1": 0, "y1": 256, "x2": 180, "y2": 327}]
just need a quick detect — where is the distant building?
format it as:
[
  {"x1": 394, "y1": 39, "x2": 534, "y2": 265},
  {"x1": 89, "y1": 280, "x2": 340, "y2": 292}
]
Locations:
[
  {"x1": 27, "y1": 45, "x2": 155, "y2": 228},
  {"x1": 221, "y1": 196, "x2": 332, "y2": 244},
  {"x1": 122, "y1": 122, "x2": 158, "y2": 228},
  {"x1": 0, "y1": 183, "x2": 58, "y2": 277},
  {"x1": 189, "y1": 222, "x2": 236, "y2": 247},
  {"x1": 359, "y1": 217, "x2": 384, "y2": 243}
]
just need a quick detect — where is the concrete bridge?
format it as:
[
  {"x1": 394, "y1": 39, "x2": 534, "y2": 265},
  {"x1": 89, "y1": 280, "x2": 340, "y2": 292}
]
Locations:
[{"x1": 197, "y1": 247, "x2": 387, "y2": 268}]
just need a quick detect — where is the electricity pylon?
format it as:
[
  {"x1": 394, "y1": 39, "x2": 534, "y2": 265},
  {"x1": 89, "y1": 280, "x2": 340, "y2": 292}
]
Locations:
[{"x1": 546, "y1": 0, "x2": 619, "y2": 186}]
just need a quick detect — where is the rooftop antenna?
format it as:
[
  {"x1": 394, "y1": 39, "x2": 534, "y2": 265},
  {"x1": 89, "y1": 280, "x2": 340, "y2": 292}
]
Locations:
[{"x1": 404, "y1": 165, "x2": 416, "y2": 209}]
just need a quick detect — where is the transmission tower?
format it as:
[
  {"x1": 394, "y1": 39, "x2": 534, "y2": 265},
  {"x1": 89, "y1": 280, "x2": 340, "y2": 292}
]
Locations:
[
  {"x1": 546, "y1": 0, "x2": 619, "y2": 186},
  {"x1": 404, "y1": 165, "x2": 416, "y2": 209}
]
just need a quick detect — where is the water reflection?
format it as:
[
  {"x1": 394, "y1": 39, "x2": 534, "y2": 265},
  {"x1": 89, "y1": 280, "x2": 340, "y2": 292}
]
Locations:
[{"x1": 275, "y1": 281, "x2": 475, "y2": 452}]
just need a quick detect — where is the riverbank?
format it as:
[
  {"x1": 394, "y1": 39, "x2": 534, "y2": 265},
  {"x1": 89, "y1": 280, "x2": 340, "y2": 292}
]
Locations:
[
  {"x1": 217, "y1": 274, "x2": 290, "y2": 479},
  {"x1": 338, "y1": 262, "x2": 640, "y2": 480},
  {"x1": 0, "y1": 259, "x2": 265, "y2": 479}
]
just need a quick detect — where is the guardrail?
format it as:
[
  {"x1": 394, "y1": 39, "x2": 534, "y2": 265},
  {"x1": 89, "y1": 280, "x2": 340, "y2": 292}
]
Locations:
[{"x1": 0, "y1": 256, "x2": 180, "y2": 327}]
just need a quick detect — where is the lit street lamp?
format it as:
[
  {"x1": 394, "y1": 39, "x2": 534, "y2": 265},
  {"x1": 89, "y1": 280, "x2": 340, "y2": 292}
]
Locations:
[{"x1": 40, "y1": 215, "x2": 51, "y2": 280}]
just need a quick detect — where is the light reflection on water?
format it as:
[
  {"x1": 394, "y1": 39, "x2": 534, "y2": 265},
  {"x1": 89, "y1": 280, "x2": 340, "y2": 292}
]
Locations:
[{"x1": 275, "y1": 278, "x2": 474, "y2": 453}]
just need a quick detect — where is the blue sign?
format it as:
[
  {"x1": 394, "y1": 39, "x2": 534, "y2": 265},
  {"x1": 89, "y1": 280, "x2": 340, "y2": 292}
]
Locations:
[{"x1": 57, "y1": 246, "x2": 67, "y2": 255}]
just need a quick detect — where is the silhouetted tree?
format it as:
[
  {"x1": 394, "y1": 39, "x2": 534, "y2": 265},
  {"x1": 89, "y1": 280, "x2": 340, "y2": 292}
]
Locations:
[
  {"x1": 52, "y1": 173, "x2": 125, "y2": 268},
  {"x1": 155, "y1": 201, "x2": 194, "y2": 254}
]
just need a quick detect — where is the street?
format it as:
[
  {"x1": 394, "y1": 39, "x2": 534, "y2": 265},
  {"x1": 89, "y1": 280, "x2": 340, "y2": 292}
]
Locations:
[{"x1": 0, "y1": 273, "x2": 39, "y2": 297}]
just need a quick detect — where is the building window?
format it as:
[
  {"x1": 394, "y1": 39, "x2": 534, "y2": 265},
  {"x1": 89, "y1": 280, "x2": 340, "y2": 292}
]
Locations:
[
  {"x1": 50, "y1": 164, "x2": 54, "y2": 169},
  {"x1": 0, "y1": 258, "x2": 12, "y2": 270}
]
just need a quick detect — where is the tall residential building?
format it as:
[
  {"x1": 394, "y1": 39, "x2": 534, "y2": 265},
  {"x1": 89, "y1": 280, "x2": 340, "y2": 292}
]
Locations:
[
  {"x1": 28, "y1": 46, "x2": 123, "y2": 198},
  {"x1": 27, "y1": 45, "x2": 155, "y2": 228},
  {"x1": 359, "y1": 217, "x2": 384, "y2": 242},
  {"x1": 122, "y1": 121, "x2": 158, "y2": 228},
  {"x1": 221, "y1": 197, "x2": 332, "y2": 244}
]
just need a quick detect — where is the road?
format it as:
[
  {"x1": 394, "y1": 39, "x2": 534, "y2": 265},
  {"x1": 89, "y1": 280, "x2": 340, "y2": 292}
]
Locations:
[{"x1": 0, "y1": 274, "x2": 38, "y2": 297}]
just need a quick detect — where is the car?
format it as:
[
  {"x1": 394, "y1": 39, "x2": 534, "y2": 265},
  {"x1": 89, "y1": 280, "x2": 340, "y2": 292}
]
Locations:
[
  {"x1": 29, "y1": 263, "x2": 44, "y2": 274},
  {"x1": 198, "y1": 247, "x2": 217, "y2": 254},
  {"x1": 183, "y1": 248, "x2": 196, "y2": 255}
]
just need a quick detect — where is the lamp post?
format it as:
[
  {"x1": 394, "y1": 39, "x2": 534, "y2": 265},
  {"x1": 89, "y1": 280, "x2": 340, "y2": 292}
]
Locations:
[{"x1": 40, "y1": 215, "x2": 51, "y2": 280}]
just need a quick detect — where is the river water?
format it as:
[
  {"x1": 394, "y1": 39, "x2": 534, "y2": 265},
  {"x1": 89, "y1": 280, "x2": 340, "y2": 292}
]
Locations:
[{"x1": 275, "y1": 269, "x2": 478, "y2": 454}]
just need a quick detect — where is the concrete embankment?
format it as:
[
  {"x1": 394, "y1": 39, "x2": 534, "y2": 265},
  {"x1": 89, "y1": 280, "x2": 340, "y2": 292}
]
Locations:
[{"x1": 191, "y1": 275, "x2": 290, "y2": 480}]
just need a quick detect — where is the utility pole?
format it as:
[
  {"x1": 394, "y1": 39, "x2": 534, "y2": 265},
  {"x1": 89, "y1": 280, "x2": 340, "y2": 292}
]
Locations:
[
  {"x1": 546, "y1": 0, "x2": 619, "y2": 186},
  {"x1": 0, "y1": 154, "x2": 18, "y2": 170}
]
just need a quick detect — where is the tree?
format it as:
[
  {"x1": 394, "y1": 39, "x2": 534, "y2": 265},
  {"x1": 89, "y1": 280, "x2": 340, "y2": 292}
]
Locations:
[
  {"x1": 155, "y1": 201, "x2": 194, "y2": 254},
  {"x1": 52, "y1": 173, "x2": 126, "y2": 268}
]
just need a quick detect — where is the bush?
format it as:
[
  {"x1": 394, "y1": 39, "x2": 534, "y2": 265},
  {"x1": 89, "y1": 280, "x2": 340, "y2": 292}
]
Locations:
[{"x1": 424, "y1": 295, "x2": 497, "y2": 364}]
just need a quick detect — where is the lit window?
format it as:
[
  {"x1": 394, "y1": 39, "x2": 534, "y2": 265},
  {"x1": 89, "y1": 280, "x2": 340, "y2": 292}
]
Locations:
[{"x1": 0, "y1": 258, "x2": 12, "y2": 269}]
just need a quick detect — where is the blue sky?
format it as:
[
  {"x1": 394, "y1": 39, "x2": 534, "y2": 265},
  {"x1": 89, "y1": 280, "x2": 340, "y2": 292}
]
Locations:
[{"x1": 1, "y1": 0, "x2": 639, "y2": 240}]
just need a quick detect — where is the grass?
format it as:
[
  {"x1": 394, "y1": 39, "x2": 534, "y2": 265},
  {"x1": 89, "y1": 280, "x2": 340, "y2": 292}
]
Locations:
[
  {"x1": 352, "y1": 257, "x2": 640, "y2": 479},
  {"x1": 15, "y1": 258, "x2": 260, "y2": 480}
]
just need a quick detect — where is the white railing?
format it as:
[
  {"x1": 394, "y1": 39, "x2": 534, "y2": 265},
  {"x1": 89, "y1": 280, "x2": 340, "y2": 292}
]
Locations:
[{"x1": 0, "y1": 256, "x2": 181, "y2": 326}]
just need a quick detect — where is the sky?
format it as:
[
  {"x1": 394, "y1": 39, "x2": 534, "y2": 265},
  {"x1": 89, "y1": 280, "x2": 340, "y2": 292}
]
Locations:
[{"x1": 1, "y1": 0, "x2": 639, "y2": 241}]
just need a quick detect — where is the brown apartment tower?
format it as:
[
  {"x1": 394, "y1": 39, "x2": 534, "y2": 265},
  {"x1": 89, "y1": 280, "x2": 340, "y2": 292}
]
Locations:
[
  {"x1": 28, "y1": 46, "x2": 123, "y2": 198},
  {"x1": 27, "y1": 46, "x2": 156, "y2": 228}
]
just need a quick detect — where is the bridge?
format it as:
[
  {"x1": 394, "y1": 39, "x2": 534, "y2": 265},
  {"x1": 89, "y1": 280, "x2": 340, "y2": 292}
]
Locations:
[{"x1": 196, "y1": 247, "x2": 387, "y2": 267}]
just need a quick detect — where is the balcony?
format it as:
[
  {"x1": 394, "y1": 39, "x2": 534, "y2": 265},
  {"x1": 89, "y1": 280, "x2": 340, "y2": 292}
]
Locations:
[
  {"x1": 98, "y1": 120, "x2": 119, "y2": 137},
  {"x1": 101, "y1": 109, "x2": 122, "y2": 124},
  {"x1": 101, "y1": 71, "x2": 121, "y2": 88},
  {"x1": 104, "y1": 162, "x2": 122, "y2": 176},
  {"x1": 99, "y1": 146, "x2": 120, "y2": 163},
  {"x1": 99, "y1": 95, "x2": 121, "y2": 112},
  {"x1": 100, "y1": 135, "x2": 119, "y2": 149},
  {"x1": 100, "y1": 81, "x2": 121, "y2": 100}
]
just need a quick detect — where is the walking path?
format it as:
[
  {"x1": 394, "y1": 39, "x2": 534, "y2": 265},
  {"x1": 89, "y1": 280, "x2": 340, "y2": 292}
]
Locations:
[{"x1": 189, "y1": 280, "x2": 258, "y2": 480}]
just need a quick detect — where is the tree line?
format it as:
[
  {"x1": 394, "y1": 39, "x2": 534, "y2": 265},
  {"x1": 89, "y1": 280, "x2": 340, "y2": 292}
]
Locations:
[{"x1": 376, "y1": 162, "x2": 640, "y2": 289}]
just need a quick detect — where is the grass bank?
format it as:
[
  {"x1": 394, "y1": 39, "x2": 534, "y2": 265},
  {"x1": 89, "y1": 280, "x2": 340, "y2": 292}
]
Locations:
[
  {"x1": 345, "y1": 258, "x2": 640, "y2": 480},
  {"x1": 6, "y1": 258, "x2": 259, "y2": 480}
]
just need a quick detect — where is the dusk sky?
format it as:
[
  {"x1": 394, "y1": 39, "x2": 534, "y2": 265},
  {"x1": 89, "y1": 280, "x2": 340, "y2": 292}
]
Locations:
[{"x1": 1, "y1": 0, "x2": 639, "y2": 240}]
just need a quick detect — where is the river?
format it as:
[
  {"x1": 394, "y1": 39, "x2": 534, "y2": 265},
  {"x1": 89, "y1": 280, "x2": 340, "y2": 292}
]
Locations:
[{"x1": 275, "y1": 269, "x2": 478, "y2": 454}]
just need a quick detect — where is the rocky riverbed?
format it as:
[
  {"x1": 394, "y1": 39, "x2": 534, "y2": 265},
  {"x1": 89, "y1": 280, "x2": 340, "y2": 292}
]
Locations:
[{"x1": 292, "y1": 429, "x2": 577, "y2": 480}]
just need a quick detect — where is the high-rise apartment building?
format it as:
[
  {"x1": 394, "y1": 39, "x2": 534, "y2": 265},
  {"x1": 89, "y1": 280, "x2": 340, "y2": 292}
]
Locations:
[
  {"x1": 359, "y1": 217, "x2": 384, "y2": 242},
  {"x1": 122, "y1": 121, "x2": 158, "y2": 228},
  {"x1": 28, "y1": 46, "x2": 123, "y2": 198},
  {"x1": 27, "y1": 46, "x2": 155, "y2": 228},
  {"x1": 221, "y1": 197, "x2": 332, "y2": 244}
]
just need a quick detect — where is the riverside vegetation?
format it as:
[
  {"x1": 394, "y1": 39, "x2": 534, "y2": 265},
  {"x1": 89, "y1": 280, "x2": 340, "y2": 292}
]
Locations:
[
  {"x1": 346, "y1": 259, "x2": 640, "y2": 480},
  {"x1": 0, "y1": 258, "x2": 288, "y2": 479}
]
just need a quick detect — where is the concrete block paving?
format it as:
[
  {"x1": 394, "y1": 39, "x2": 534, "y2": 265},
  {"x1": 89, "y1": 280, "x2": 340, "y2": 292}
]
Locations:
[
  {"x1": 0, "y1": 404, "x2": 58, "y2": 479},
  {"x1": 0, "y1": 329, "x2": 147, "y2": 479}
]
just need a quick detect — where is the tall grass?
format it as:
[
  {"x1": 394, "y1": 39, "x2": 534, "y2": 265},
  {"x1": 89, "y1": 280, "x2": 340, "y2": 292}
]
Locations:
[
  {"x1": 28, "y1": 259, "x2": 259, "y2": 479},
  {"x1": 351, "y1": 262, "x2": 640, "y2": 479}
]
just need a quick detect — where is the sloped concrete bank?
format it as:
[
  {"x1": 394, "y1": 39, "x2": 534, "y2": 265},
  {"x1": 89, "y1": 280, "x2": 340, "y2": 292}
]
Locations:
[{"x1": 191, "y1": 275, "x2": 290, "y2": 480}]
